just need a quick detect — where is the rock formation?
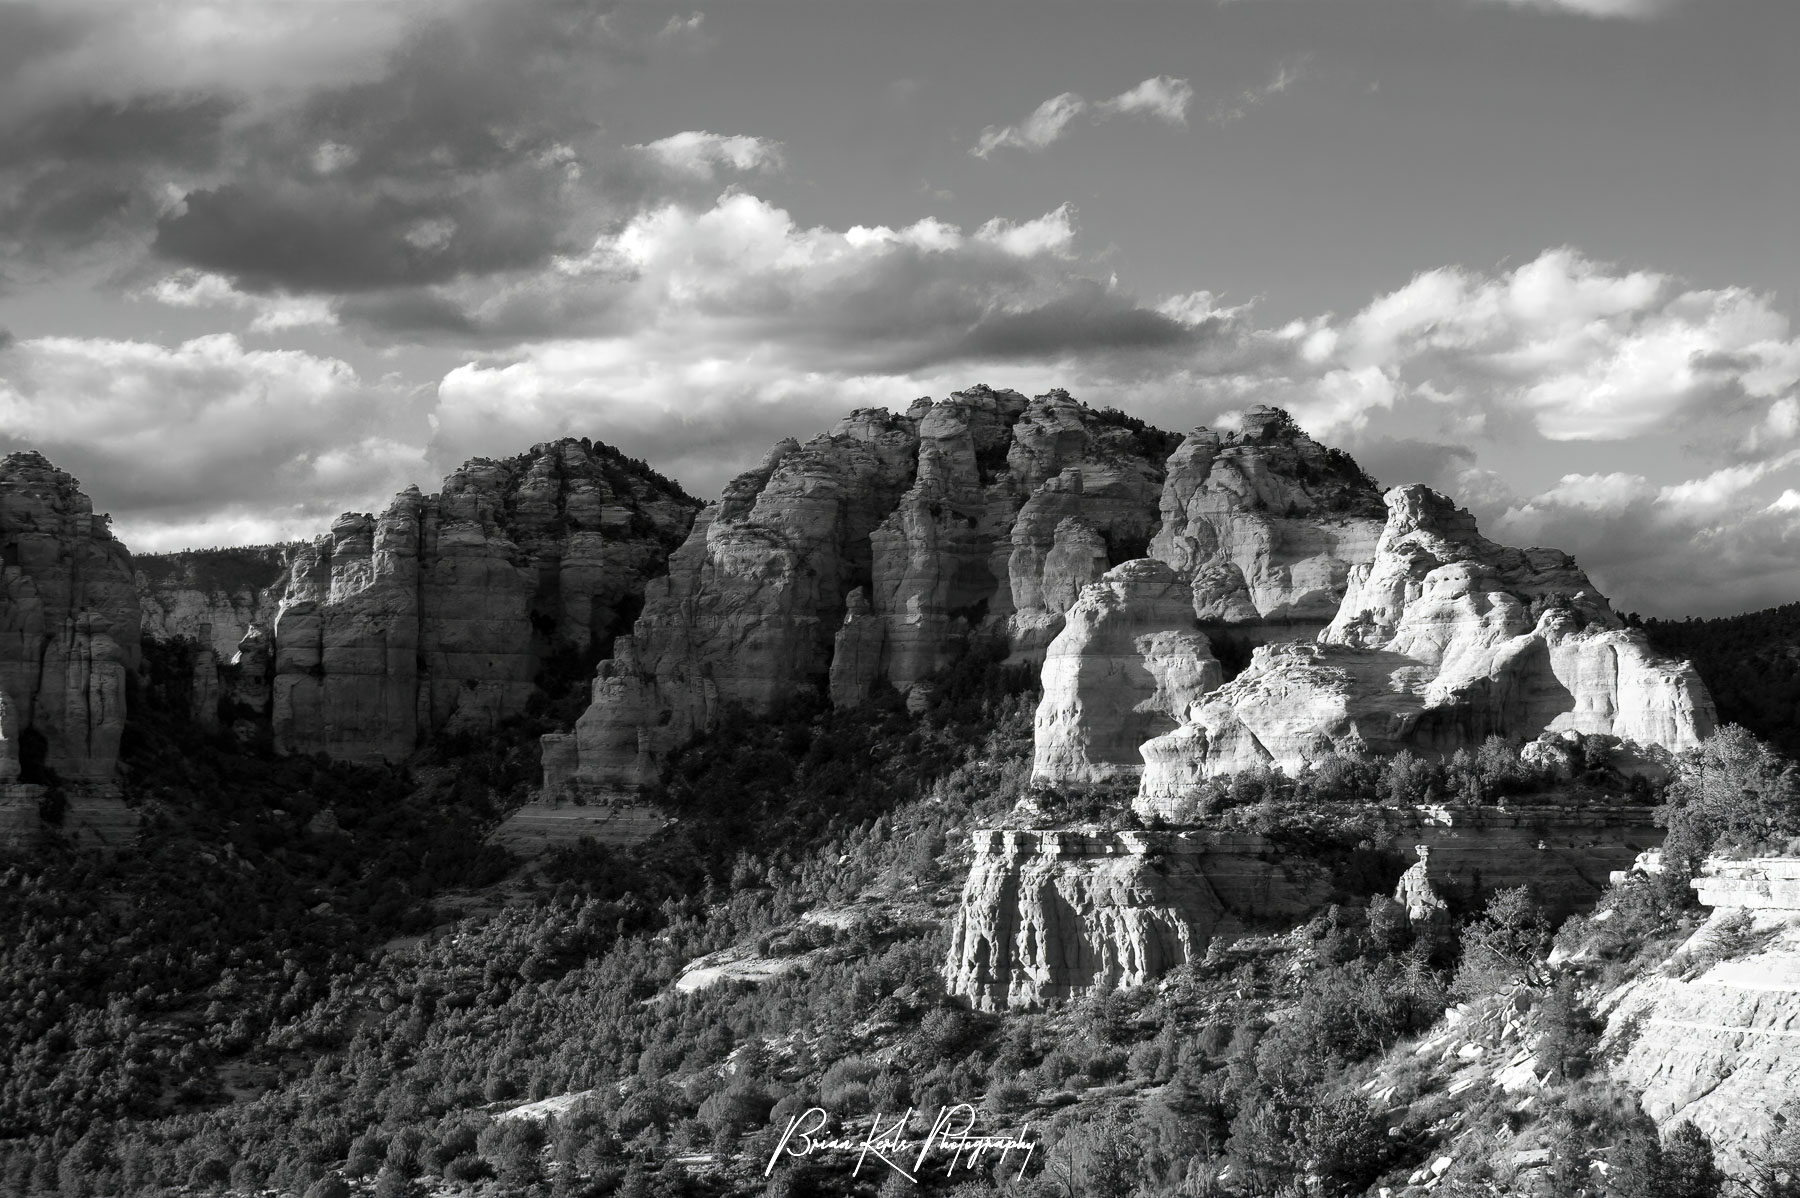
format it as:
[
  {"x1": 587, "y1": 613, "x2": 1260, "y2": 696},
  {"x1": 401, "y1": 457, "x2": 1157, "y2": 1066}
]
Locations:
[
  {"x1": 264, "y1": 440, "x2": 696, "y2": 762},
  {"x1": 946, "y1": 805, "x2": 1663, "y2": 1008},
  {"x1": 135, "y1": 546, "x2": 294, "y2": 659},
  {"x1": 1148, "y1": 406, "x2": 1386, "y2": 627},
  {"x1": 0, "y1": 452, "x2": 141, "y2": 783},
  {"x1": 1030, "y1": 560, "x2": 1221, "y2": 785},
  {"x1": 1137, "y1": 485, "x2": 1714, "y2": 814},
  {"x1": 552, "y1": 389, "x2": 1204, "y2": 790},
  {"x1": 551, "y1": 393, "x2": 1390, "y2": 791},
  {"x1": 1605, "y1": 857, "x2": 1800, "y2": 1170}
]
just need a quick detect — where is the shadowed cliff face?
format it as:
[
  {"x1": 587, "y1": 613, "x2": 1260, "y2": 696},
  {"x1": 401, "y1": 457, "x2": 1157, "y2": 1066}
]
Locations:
[
  {"x1": 0, "y1": 452, "x2": 141, "y2": 784},
  {"x1": 254, "y1": 439, "x2": 698, "y2": 763},
  {"x1": 549, "y1": 391, "x2": 1390, "y2": 792}
]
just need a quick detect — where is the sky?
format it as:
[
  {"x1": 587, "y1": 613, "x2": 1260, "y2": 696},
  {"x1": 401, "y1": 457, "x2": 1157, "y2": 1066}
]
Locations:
[{"x1": 0, "y1": 0, "x2": 1796, "y2": 617}]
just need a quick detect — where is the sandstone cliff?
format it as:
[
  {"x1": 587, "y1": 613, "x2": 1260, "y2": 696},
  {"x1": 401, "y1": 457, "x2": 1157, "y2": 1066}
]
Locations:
[
  {"x1": 264, "y1": 440, "x2": 696, "y2": 762},
  {"x1": 1605, "y1": 858, "x2": 1800, "y2": 1171},
  {"x1": 1148, "y1": 405, "x2": 1385, "y2": 626},
  {"x1": 1137, "y1": 486, "x2": 1715, "y2": 812},
  {"x1": 946, "y1": 804, "x2": 1663, "y2": 1009},
  {"x1": 552, "y1": 389, "x2": 1202, "y2": 790},
  {"x1": 1030, "y1": 560, "x2": 1221, "y2": 785},
  {"x1": 0, "y1": 452, "x2": 141, "y2": 783},
  {"x1": 552, "y1": 393, "x2": 1390, "y2": 792}
]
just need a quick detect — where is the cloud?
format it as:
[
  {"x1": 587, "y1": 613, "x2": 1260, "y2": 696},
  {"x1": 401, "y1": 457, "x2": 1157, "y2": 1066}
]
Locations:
[
  {"x1": 971, "y1": 75, "x2": 1193, "y2": 157},
  {"x1": 1487, "y1": 452, "x2": 1800, "y2": 616},
  {"x1": 1474, "y1": 0, "x2": 1675, "y2": 18},
  {"x1": 1094, "y1": 75, "x2": 1196, "y2": 125},
  {"x1": 1210, "y1": 57, "x2": 1309, "y2": 124},
  {"x1": 1270, "y1": 247, "x2": 1800, "y2": 447},
  {"x1": 0, "y1": 332, "x2": 428, "y2": 550},
  {"x1": 631, "y1": 131, "x2": 784, "y2": 179},
  {"x1": 141, "y1": 270, "x2": 338, "y2": 333},
  {"x1": 0, "y1": 0, "x2": 700, "y2": 291}
]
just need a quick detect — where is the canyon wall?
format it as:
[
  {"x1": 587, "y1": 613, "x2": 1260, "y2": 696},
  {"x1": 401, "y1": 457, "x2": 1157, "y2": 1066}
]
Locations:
[{"x1": 0, "y1": 452, "x2": 141, "y2": 784}]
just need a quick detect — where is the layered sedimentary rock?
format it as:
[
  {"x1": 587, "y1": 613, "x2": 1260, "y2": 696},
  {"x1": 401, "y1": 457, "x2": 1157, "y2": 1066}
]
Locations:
[
  {"x1": 0, "y1": 452, "x2": 141, "y2": 783},
  {"x1": 1030, "y1": 560, "x2": 1221, "y2": 785},
  {"x1": 266, "y1": 440, "x2": 695, "y2": 762},
  {"x1": 945, "y1": 830, "x2": 1231, "y2": 1010},
  {"x1": 135, "y1": 546, "x2": 294, "y2": 659},
  {"x1": 1148, "y1": 406, "x2": 1386, "y2": 626},
  {"x1": 554, "y1": 388, "x2": 1198, "y2": 790},
  {"x1": 947, "y1": 805, "x2": 1663, "y2": 1008},
  {"x1": 1137, "y1": 486, "x2": 1714, "y2": 812},
  {"x1": 1606, "y1": 857, "x2": 1800, "y2": 1170}
]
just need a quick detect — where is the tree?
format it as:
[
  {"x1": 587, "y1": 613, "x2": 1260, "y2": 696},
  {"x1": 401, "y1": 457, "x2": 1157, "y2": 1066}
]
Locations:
[
  {"x1": 1454, "y1": 887, "x2": 1550, "y2": 996},
  {"x1": 1659, "y1": 726, "x2": 1800, "y2": 901},
  {"x1": 1610, "y1": 1122, "x2": 1724, "y2": 1198},
  {"x1": 1300, "y1": 1095, "x2": 1392, "y2": 1197}
]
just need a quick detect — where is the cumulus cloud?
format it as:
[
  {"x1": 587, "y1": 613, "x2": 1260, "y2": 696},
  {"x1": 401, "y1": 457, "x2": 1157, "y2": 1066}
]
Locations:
[
  {"x1": 141, "y1": 270, "x2": 338, "y2": 333},
  {"x1": 971, "y1": 76, "x2": 1193, "y2": 158},
  {"x1": 0, "y1": 332, "x2": 429, "y2": 550},
  {"x1": 1486, "y1": 452, "x2": 1800, "y2": 615},
  {"x1": 0, "y1": 0, "x2": 689, "y2": 289}
]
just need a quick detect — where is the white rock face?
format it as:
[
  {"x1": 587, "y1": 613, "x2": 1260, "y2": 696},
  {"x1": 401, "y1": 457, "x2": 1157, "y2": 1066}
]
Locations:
[
  {"x1": 1606, "y1": 858, "x2": 1800, "y2": 1171},
  {"x1": 1137, "y1": 485, "x2": 1715, "y2": 806},
  {"x1": 944, "y1": 830, "x2": 1228, "y2": 1010},
  {"x1": 1149, "y1": 406, "x2": 1386, "y2": 624},
  {"x1": 1031, "y1": 560, "x2": 1221, "y2": 785}
]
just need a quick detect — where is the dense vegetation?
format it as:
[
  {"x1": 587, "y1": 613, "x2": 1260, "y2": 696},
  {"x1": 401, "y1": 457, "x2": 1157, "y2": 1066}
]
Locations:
[
  {"x1": 3, "y1": 607, "x2": 1796, "y2": 1196},
  {"x1": 1639, "y1": 603, "x2": 1800, "y2": 758}
]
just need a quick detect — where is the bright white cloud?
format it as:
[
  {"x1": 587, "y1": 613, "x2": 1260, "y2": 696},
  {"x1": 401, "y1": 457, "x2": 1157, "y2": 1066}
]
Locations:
[{"x1": 631, "y1": 131, "x2": 785, "y2": 179}]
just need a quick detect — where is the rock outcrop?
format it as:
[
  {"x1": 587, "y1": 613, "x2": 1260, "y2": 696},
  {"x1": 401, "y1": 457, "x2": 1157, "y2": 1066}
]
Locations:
[
  {"x1": 265, "y1": 440, "x2": 696, "y2": 762},
  {"x1": 1030, "y1": 560, "x2": 1221, "y2": 785},
  {"x1": 0, "y1": 452, "x2": 141, "y2": 783},
  {"x1": 1605, "y1": 857, "x2": 1800, "y2": 1170},
  {"x1": 135, "y1": 546, "x2": 294, "y2": 659},
  {"x1": 1137, "y1": 485, "x2": 1714, "y2": 812},
  {"x1": 947, "y1": 804, "x2": 1664, "y2": 1008},
  {"x1": 1148, "y1": 406, "x2": 1386, "y2": 627},
  {"x1": 553, "y1": 389, "x2": 1206, "y2": 790},
  {"x1": 553, "y1": 393, "x2": 1392, "y2": 791}
]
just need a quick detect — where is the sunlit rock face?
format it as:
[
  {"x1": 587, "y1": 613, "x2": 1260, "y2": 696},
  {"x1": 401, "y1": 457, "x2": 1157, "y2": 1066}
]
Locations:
[
  {"x1": 1030, "y1": 560, "x2": 1222, "y2": 786},
  {"x1": 554, "y1": 388, "x2": 1194, "y2": 790},
  {"x1": 1148, "y1": 406, "x2": 1387, "y2": 625},
  {"x1": 265, "y1": 440, "x2": 696, "y2": 763},
  {"x1": 0, "y1": 452, "x2": 141, "y2": 783},
  {"x1": 1606, "y1": 858, "x2": 1800, "y2": 1172},
  {"x1": 1136, "y1": 485, "x2": 1714, "y2": 814}
]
